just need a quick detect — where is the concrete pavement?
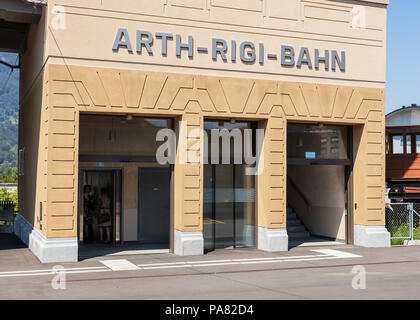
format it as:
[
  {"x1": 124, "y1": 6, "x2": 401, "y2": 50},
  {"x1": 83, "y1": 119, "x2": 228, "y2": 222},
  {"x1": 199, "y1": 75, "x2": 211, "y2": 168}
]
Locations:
[{"x1": 1, "y1": 234, "x2": 420, "y2": 299}]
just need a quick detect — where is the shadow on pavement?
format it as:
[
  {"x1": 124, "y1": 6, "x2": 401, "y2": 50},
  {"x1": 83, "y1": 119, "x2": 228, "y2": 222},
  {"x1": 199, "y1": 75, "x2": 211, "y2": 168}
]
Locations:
[
  {"x1": 288, "y1": 236, "x2": 345, "y2": 249},
  {"x1": 0, "y1": 233, "x2": 26, "y2": 251},
  {"x1": 78, "y1": 243, "x2": 170, "y2": 260}
]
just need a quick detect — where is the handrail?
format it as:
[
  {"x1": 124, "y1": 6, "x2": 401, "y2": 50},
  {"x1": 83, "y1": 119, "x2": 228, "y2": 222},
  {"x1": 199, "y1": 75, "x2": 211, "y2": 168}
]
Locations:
[{"x1": 287, "y1": 176, "x2": 311, "y2": 214}]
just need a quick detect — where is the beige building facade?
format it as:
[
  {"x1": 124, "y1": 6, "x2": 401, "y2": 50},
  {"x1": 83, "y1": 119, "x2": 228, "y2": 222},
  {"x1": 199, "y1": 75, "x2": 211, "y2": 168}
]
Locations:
[{"x1": 14, "y1": 0, "x2": 390, "y2": 263}]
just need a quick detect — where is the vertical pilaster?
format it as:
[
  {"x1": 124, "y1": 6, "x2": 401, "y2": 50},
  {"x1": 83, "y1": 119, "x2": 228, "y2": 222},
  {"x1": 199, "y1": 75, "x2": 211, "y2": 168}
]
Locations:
[
  {"x1": 173, "y1": 101, "x2": 204, "y2": 255},
  {"x1": 257, "y1": 110, "x2": 288, "y2": 251},
  {"x1": 353, "y1": 93, "x2": 390, "y2": 247}
]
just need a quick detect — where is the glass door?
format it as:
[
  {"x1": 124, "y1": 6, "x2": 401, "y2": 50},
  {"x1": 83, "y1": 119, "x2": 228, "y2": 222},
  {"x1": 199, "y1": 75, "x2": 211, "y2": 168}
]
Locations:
[
  {"x1": 234, "y1": 164, "x2": 256, "y2": 248},
  {"x1": 203, "y1": 120, "x2": 257, "y2": 252},
  {"x1": 214, "y1": 164, "x2": 235, "y2": 249},
  {"x1": 79, "y1": 169, "x2": 122, "y2": 244},
  {"x1": 203, "y1": 164, "x2": 256, "y2": 252}
]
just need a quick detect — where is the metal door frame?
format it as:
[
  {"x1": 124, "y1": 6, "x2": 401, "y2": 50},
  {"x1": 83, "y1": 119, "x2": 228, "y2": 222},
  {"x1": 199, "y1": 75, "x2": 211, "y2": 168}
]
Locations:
[
  {"x1": 78, "y1": 167, "x2": 123, "y2": 245},
  {"x1": 203, "y1": 120, "x2": 258, "y2": 252},
  {"x1": 345, "y1": 126, "x2": 355, "y2": 245},
  {"x1": 204, "y1": 164, "x2": 256, "y2": 252}
]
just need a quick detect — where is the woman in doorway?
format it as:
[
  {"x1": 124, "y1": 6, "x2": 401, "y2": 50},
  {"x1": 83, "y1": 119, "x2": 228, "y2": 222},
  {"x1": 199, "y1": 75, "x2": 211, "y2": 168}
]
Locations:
[
  {"x1": 98, "y1": 188, "x2": 112, "y2": 244},
  {"x1": 83, "y1": 185, "x2": 95, "y2": 243}
]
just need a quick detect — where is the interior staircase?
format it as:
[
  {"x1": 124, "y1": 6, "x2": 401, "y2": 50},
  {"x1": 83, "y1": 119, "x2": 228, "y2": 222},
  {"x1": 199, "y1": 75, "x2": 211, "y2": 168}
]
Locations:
[
  {"x1": 286, "y1": 205, "x2": 312, "y2": 246},
  {"x1": 286, "y1": 204, "x2": 344, "y2": 248}
]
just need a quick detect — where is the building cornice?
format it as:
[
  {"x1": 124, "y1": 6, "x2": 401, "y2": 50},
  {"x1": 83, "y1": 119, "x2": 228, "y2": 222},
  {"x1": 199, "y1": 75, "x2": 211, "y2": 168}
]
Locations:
[
  {"x1": 330, "y1": 0, "x2": 389, "y2": 6},
  {"x1": 21, "y1": 0, "x2": 390, "y2": 7}
]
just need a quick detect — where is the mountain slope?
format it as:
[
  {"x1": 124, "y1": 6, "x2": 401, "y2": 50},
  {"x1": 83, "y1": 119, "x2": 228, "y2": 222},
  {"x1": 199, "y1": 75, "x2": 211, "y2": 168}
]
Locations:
[{"x1": 0, "y1": 53, "x2": 19, "y2": 174}]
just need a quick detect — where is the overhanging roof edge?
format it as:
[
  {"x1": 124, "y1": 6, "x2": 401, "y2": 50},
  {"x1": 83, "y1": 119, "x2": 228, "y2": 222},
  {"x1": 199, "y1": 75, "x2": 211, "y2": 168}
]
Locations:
[{"x1": 21, "y1": 0, "x2": 48, "y2": 6}]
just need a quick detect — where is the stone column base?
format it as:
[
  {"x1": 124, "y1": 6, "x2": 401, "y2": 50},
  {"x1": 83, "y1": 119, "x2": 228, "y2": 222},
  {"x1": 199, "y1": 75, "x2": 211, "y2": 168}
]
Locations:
[
  {"x1": 258, "y1": 227, "x2": 288, "y2": 252},
  {"x1": 354, "y1": 225, "x2": 390, "y2": 248},
  {"x1": 242, "y1": 224, "x2": 256, "y2": 247},
  {"x1": 174, "y1": 230, "x2": 203, "y2": 256},
  {"x1": 404, "y1": 240, "x2": 420, "y2": 246},
  {"x1": 14, "y1": 214, "x2": 78, "y2": 263}
]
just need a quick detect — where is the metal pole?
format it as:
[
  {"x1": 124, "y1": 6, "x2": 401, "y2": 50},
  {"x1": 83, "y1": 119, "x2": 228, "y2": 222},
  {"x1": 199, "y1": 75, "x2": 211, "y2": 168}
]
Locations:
[{"x1": 410, "y1": 203, "x2": 414, "y2": 241}]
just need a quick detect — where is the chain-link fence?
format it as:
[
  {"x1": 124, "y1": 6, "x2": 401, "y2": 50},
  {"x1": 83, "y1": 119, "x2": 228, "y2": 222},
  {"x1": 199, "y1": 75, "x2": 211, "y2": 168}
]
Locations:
[
  {"x1": 0, "y1": 201, "x2": 15, "y2": 233},
  {"x1": 386, "y1": 203, "x2": 420, "y2": 244},
  {"x1": 0, "y1": 200, "x2": 14, "y2": 210}
]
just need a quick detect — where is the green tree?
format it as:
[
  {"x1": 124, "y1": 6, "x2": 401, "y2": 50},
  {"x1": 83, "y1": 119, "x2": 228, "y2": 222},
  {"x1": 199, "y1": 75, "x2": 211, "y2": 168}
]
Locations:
[
  {"x1": 0, "y1": 52, "x2": 19, "y2": 174},
  {"x1": 0, "y1": 167, "x2": 17, "y2": 183}
]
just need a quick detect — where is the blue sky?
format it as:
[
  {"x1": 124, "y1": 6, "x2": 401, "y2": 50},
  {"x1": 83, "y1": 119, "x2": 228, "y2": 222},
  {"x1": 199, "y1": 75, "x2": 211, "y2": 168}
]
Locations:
[{"x1": 386, "y1": 0, "x2": 420, "y2": 114}]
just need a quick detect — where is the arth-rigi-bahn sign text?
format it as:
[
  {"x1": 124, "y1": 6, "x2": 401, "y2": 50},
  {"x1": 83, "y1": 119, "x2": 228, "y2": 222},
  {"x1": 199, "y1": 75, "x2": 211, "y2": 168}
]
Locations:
[{"x1": 112, "y1": 28, "x2": 346, "y2": 72}]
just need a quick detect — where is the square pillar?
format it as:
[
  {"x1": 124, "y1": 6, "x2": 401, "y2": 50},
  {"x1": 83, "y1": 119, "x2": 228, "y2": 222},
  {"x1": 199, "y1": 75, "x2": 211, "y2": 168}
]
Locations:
[
  {"x1": 257, "y1": 113, "x2": 288, "y2": 252},
  {"x1": 173, "y1": 103, "x2": 204, "y2": 256},
  {"x1": 352, "y1": 118, "x2": 390, "y2": 248}
]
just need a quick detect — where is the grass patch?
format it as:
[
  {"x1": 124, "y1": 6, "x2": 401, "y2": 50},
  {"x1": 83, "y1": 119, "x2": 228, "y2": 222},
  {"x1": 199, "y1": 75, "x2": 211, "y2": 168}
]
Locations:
[{"x1": 390, "y1": 225, "x2": 420, "y2": 246}]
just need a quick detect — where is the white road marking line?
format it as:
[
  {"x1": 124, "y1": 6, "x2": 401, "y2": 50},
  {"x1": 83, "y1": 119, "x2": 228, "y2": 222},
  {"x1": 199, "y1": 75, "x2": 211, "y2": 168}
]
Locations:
[
  {"x1": 190, "y1": 262, "x2": 240, "y2": 267},
  {"x1": 232, "y1": 254, "x2": 328, "y2": 262},
  {"x1": 312, "y1": 249, "x2": 362, "y2": 258},
  {"x1": 140, "y1": 252, "x2": 359, "y2": 270},
  {"x1": 235, "y1": 257, "x2": 333, "y2": 265},
  {"x1": 100, "y1": 259, "x2": 140, "y2": 271},
  {"x1": 269, "y1": 256, "x2": 340, "y2": 263},
  {"x1": 187, "y1": 259, "x2": 233, "y2": 264},
  {"x1": 137, "y1": 261, "x2": 192, "y2": 267},
  {"x1": 136, "y1": 254, "x2": 328, "y2": 268},
  {"x1": 190, "y1": 256, "x2": 341, "y2": 267},
  {"x1": 143, "y1": 265, "x2": 193, "y2": 270},
  {"x1": 141, "y1": 255, "x2": 351, "y2": 269},
  {"x1": 0, "y1": 266, "x2": 108, "y2": 275},
  {"x1": 137, "y1": 259, "x2": 233, "y2": 268},
  {"x1": 140, "y1": 250, "x2": 361, "y2": 269},
  {"x1": 0, "y1": 269, "x2": 112, "y2": 278},
  {"x1": 0, "y1": 272, "x2": 55, "y2": 278},
  {"x1": 59, "y1": 269, "x2": 112, "y2": 275},
  {"x1": 0, "y1": 249, "x2": 362, "y2": 278}
]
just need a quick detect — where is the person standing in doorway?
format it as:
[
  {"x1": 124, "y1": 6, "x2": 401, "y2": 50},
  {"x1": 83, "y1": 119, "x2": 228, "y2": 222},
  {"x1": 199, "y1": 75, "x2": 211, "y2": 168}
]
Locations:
[
  {"x1": 83, "y1": 185, "x2": 95, "y2": 243},
  {"x1": 91, "y1": 186, "x2": 100, "y2": 241},
  {"x1": 98, "y1": 187, "x2": 112, "y2": 244}
]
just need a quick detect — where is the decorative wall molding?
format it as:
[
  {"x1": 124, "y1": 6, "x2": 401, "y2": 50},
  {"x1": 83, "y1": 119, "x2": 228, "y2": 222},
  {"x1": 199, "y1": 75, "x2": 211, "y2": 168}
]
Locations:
[{"x1": 45, "y1": 64, "x2": 384, "y2": 237}]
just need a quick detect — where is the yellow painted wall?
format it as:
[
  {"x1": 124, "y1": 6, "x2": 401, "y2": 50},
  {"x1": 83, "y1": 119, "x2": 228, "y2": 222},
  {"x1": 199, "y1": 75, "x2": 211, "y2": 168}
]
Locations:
[
  {"x1": 79, "y1": 115, "x2": 171, "y2": 156},
  {"x1": 45, "y1": 0, "x2": 387, "y2": 87},
  {"x1": 18, "y1": 73, "x2": 48, "y2": 233},
  {"x1": 43, "y1": 64, "x2": 385, "y2": 238},
  {"x1": 18, "y1": 7, "x2": 49, "y2": 234},
  {"x1": 18, "y1": 0, "x2": 387, "y2": 240}
]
